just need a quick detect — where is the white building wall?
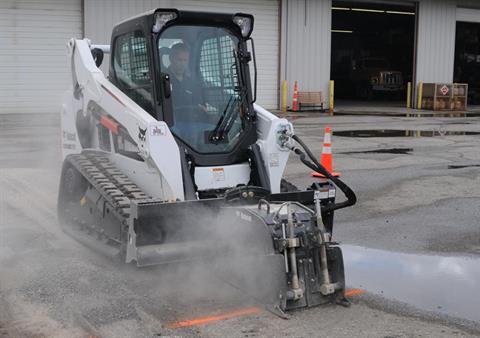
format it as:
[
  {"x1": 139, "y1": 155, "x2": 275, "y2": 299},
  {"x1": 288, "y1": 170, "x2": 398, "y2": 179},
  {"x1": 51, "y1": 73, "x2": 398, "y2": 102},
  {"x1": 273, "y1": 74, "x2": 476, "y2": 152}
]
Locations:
[
  {"x1": 2, "y1": 0, "x2": 480, "y2": 114},
  {"x1": 415, "y1": 0, "x2": 457, "y2": 84},
  {"x1": 84, "y1": 0, "x2": 279, "y2": 109},
  {"x1": 282, "y1": 0, "x2": 332, "y2": 108}
]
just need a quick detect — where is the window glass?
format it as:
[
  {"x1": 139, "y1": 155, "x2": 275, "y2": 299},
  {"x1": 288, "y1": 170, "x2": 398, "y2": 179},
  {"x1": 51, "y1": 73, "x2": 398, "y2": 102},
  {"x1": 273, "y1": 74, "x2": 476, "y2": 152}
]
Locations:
[
  {"x1": 158, "y1": 25, "x2": 245, "y2": 154},
  {"x1": 114, "y1": 31, "x2": 153, "y2": 112},
  {"x1": 200, "y1": 35, "x2": 238, "y2": 88},
  {"x1": 158, "y1": 38, "x2": 184, "y2": 68}
]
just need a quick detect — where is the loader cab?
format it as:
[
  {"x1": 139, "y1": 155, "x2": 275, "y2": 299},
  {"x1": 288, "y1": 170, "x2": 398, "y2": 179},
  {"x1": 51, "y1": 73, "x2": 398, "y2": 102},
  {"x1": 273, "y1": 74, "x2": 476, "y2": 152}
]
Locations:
[{"x1": 110, "y1": 9, "x2": 257, "y2": 167}]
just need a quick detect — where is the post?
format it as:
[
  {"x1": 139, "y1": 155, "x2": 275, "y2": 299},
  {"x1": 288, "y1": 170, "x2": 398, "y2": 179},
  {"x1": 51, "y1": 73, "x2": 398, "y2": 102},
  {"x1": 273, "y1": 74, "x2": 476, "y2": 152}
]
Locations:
[
  {"x1": 329, "y1": 80, "x2": 334, "y2": 113},
  {"x1": 406, "y1": 82, "x2": 412, "y2": 108},
  {"x1": 281, "y1": 80, "x2": 288, "y2": 112},
  {"x1": 417, "y1": 81, "x2": 423, "y2": 109}
]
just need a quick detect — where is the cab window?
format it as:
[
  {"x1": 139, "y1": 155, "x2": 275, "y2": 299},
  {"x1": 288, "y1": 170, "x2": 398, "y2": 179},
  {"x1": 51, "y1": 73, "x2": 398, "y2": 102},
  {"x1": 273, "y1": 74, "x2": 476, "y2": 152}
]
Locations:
[
  {"x1": 113, "y1": 31, "x2": 153, "y2": 112},
  {"x1": 158, "y1": 25, "x2": 244, "y2": 154}
]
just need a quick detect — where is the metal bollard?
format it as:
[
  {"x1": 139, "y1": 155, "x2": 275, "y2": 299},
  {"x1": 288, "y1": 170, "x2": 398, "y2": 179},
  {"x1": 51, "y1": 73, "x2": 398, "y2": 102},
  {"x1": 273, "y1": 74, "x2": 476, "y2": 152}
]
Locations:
[
  {"x1": 407, "y1": 82, "x2": 412, "y2": 108},
  {"x1": 417, "y1": 81, "x2": 423, "y2": 109},
  {"x1": 329, "y1": 80, "x2": 334, "y2": 114},
  {"x1": 281, "y1": 80, "x2": 288, "y2": 112}
]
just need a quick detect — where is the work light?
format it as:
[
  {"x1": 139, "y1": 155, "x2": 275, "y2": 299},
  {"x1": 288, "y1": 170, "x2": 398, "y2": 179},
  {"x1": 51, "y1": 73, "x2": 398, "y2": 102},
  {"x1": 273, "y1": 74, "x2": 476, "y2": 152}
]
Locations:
[
  {"x1": 233, "y1": 14, "x2": 254, "y2": 38},
  {"x1": 152, "y1": 10, "x2": 178, "y2": 33}
]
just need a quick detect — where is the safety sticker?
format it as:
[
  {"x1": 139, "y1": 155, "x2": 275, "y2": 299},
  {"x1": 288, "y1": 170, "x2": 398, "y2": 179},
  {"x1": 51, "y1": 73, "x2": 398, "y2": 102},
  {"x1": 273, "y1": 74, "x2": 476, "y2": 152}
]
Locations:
[
  {"x1": 151, "y1": 125, "x2": 166, "y2": 136},
  {"x1": 314, "y1": 190, "x2": 329, "y2": 199},
  {"x1": 212, "y1": 167, "x2": 225, "y2": 182},
  {"x1": 236, "y1": 210, "x2": 252, "y2": 222},
  {"x1": 329, "y1": 189, "x2": 336, "y2": 198},
  {"x1": 269, "y1": 153, "x2": 279, "y2": 167}
]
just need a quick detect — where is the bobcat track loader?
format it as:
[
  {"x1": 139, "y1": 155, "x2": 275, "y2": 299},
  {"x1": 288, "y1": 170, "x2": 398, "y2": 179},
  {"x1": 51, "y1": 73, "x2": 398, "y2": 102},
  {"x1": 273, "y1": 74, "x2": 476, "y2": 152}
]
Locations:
[{"x1": 58, "y1": 8, "x2": 356, "y2": 312}]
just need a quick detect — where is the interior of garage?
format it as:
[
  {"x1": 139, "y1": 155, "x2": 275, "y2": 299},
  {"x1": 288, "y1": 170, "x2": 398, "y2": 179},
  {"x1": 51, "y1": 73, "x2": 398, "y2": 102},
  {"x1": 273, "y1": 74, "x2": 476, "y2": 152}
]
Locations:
[
  {"x1": 330, "y1": 1, "x2": 416, "y2": 108},
  {"x1": 454, "y1": 21, "x2": 480, "y2": 106}
]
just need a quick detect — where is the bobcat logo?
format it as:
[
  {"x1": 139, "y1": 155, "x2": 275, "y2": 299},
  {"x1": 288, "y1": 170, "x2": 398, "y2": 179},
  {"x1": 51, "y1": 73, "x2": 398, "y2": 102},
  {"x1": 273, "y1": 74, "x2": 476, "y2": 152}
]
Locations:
[
  {"x1": 138, "y1": 127, "x2": 147, "y2": 142},
  {"x1": 151, "y1": 125, "x2": 165, "y2": 136}
]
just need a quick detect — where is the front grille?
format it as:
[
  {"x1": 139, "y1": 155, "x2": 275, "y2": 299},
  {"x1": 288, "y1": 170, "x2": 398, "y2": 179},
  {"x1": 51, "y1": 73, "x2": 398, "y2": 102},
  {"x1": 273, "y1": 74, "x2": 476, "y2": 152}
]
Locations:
[{"x1": 381, "y1": 72, "x2": 402, "y2": 85}]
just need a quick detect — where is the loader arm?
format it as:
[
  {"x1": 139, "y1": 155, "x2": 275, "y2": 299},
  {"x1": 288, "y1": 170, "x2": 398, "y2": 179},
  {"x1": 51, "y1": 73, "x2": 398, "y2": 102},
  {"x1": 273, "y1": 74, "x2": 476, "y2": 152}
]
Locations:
[{"x1": 64, "y1": 38, "x2": 184, "y2": 200}]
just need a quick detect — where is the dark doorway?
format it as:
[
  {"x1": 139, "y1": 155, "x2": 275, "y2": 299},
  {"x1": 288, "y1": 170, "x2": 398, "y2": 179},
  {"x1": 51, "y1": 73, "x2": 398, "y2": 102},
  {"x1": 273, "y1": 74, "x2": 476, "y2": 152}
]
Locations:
[
  {"x1": 454, "y1": 21, "x2": 480, "y2": 105},
  {"x1": 331, "y1": 1, "x2": 416, "y2": 105}
]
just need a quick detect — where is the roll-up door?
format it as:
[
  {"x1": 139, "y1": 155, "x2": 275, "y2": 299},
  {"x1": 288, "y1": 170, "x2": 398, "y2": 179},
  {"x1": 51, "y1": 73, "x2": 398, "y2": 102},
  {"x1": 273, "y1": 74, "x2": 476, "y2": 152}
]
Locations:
[{"x1": 0, "y1": 0, "x2": 82, "y2": 114}]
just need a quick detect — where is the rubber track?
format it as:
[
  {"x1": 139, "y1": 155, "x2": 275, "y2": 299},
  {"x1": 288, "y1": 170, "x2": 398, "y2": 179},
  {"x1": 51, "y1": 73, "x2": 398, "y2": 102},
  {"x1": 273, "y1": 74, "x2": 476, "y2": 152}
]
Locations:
[{"x1": 66, "y1": 151, "x2": 158, "y2": 220}]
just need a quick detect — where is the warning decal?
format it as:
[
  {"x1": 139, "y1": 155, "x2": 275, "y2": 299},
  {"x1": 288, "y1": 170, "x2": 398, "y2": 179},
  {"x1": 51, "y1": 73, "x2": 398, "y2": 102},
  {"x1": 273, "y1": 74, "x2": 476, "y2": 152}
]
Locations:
[
  {"x1": 212, "y1": 168, "x2": 225, "y2": 182},
  {"x1": 440, "y1": 85, "x2": 449, "y2": 96}
]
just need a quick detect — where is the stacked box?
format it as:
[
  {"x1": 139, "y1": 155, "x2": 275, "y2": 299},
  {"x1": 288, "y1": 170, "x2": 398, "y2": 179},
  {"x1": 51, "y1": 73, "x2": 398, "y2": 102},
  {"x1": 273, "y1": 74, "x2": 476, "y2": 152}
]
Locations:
[{"x1": 421, "y1": 83, "x2": 468, "y2": 111}]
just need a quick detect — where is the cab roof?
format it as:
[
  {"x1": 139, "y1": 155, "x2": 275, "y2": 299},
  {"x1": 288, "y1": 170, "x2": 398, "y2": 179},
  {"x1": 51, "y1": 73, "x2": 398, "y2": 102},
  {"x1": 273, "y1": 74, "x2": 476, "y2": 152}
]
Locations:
[{"x1": 112, "y1": 8, "x2": 253, "y2": 39}]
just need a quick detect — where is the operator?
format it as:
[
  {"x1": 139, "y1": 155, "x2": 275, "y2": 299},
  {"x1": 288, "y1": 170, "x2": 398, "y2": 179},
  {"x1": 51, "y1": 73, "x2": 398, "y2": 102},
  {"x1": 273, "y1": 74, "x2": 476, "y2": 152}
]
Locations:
[
  {"x1": 167, "y1": 43, "x2": 208, "y2": 117},
  {"x1": 167, "y1": 42, "x2": 213, "y2": 148}
]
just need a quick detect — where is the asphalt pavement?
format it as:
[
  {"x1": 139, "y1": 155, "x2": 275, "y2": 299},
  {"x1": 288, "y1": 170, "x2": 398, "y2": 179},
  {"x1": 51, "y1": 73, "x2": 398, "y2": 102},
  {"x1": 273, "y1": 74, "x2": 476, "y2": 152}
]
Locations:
[{"x1": 1, "y1": 111, "x2": 479, "y2": 337}]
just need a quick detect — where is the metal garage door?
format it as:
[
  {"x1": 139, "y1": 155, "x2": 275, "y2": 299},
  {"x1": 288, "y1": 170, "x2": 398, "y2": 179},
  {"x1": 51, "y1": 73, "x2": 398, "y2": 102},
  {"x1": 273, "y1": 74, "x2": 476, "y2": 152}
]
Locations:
[
  {"x1": 457, "y1": 7, "x2": 480, "y2": 23},
  {"x1": 84, "y1": 0, "x2": 279, "y2": 109},
  {"x1": 0, "y1": 0, "x2": 82, "y2": 114}
]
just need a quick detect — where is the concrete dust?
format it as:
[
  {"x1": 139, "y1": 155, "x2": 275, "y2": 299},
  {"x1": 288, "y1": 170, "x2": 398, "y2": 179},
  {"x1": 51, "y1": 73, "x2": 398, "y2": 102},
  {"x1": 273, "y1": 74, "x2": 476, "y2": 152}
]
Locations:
[
  {"x1": 0, "y1": 111, "x2": 276, "y2": 336},
  {"x1": 0, "y1": 296, "x2": 84, "y2": 338},
  {"x1": 0, "y1": 114, "x2": 61, "y2": 170},
  {"x1": 0, "y1": 114, "x2": 85, "y2": 337},
  {"x1": 129, "y1": 205, "x2": 283, "y2": 309}
]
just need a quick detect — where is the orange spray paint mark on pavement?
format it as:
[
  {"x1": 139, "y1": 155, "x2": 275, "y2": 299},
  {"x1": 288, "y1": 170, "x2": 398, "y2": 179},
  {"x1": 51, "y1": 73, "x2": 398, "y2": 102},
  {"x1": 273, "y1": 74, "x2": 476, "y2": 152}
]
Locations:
[
  {"x1": 166, "y1": 307, "x2": 261, "y2": 329},
  {"x1": 345, "y1": 288, "x2": 366, "y2": 297},
  {"x1": 167, "y1": 290, "x2": 363, "y2": 329}
]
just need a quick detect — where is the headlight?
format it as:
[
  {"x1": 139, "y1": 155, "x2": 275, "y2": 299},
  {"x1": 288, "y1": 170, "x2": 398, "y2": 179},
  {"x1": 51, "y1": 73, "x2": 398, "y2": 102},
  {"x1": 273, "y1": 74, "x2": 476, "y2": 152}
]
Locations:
[
  {"x1": 152, "y1": 10, "x2": 178, "y2": 33},
  {"x1": 233, "y1": 14, "x2": 254, "y2": 38}
]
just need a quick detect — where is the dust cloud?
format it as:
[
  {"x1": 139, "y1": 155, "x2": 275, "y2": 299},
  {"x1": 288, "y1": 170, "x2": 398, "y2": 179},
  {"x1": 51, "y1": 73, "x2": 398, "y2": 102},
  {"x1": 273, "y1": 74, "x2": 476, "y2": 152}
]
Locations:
[
  {"x1": 127, "y1": 204, "x2": 285, "y2": 311},
  {"x1": 0, "y1": 112, "x2": 285, "y2": 337},
  {"x1": 0, "y1": 112, "x2": 83, "y2": 337}
]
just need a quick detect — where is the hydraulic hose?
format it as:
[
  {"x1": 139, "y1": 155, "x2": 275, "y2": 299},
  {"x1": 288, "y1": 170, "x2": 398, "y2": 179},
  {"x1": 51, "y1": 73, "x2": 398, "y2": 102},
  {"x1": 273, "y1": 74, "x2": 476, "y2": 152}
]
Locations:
[{"x1": 291, "y1": 134, "x2": 357, "y2": 212}]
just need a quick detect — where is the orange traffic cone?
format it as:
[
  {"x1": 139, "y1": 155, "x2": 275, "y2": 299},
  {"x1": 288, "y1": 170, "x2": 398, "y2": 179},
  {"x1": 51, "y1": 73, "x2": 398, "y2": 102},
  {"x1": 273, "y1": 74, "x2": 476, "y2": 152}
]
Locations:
[
  {"x1": 311, "y1": 127, "x2": 341, "y2": 178},
  {"x1": 292, "y1": 80, "x2": 299, "y2": 112}
]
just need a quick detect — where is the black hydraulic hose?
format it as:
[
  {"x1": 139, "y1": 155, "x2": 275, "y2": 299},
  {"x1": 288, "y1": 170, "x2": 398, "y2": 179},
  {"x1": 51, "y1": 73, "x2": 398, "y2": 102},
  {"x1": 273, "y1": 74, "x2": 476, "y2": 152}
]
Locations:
[{"x1": 291, "y1": 134, "x2": 357, "y2": 212}]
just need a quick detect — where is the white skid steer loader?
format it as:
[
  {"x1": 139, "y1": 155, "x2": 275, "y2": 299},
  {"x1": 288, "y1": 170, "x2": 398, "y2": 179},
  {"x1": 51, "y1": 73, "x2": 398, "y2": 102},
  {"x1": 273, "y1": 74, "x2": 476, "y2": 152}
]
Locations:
[{"x1": 58, "y1": 8, "x2": 356, "y2": 312}]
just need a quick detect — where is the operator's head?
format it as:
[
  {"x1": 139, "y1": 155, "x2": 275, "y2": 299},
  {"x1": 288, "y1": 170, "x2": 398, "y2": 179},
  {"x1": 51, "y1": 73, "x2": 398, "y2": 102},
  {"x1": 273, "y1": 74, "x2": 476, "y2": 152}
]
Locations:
[{"x1": 170, "y1": 43, "x2": 189, "y2": 78}]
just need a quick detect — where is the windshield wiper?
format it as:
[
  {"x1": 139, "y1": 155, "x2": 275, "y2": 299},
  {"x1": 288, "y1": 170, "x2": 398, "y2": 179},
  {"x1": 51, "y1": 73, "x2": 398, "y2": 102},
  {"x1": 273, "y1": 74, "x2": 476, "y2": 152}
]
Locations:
[
  {"x1": 219, "y1": 94, "x2": 243, "y2": 137},
  {"x1": 209, "y1": 94, "x2": 239, "y2": 144},
  {"x1": 208, "y1": 48, "x2": 249, "y2": 144}
]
